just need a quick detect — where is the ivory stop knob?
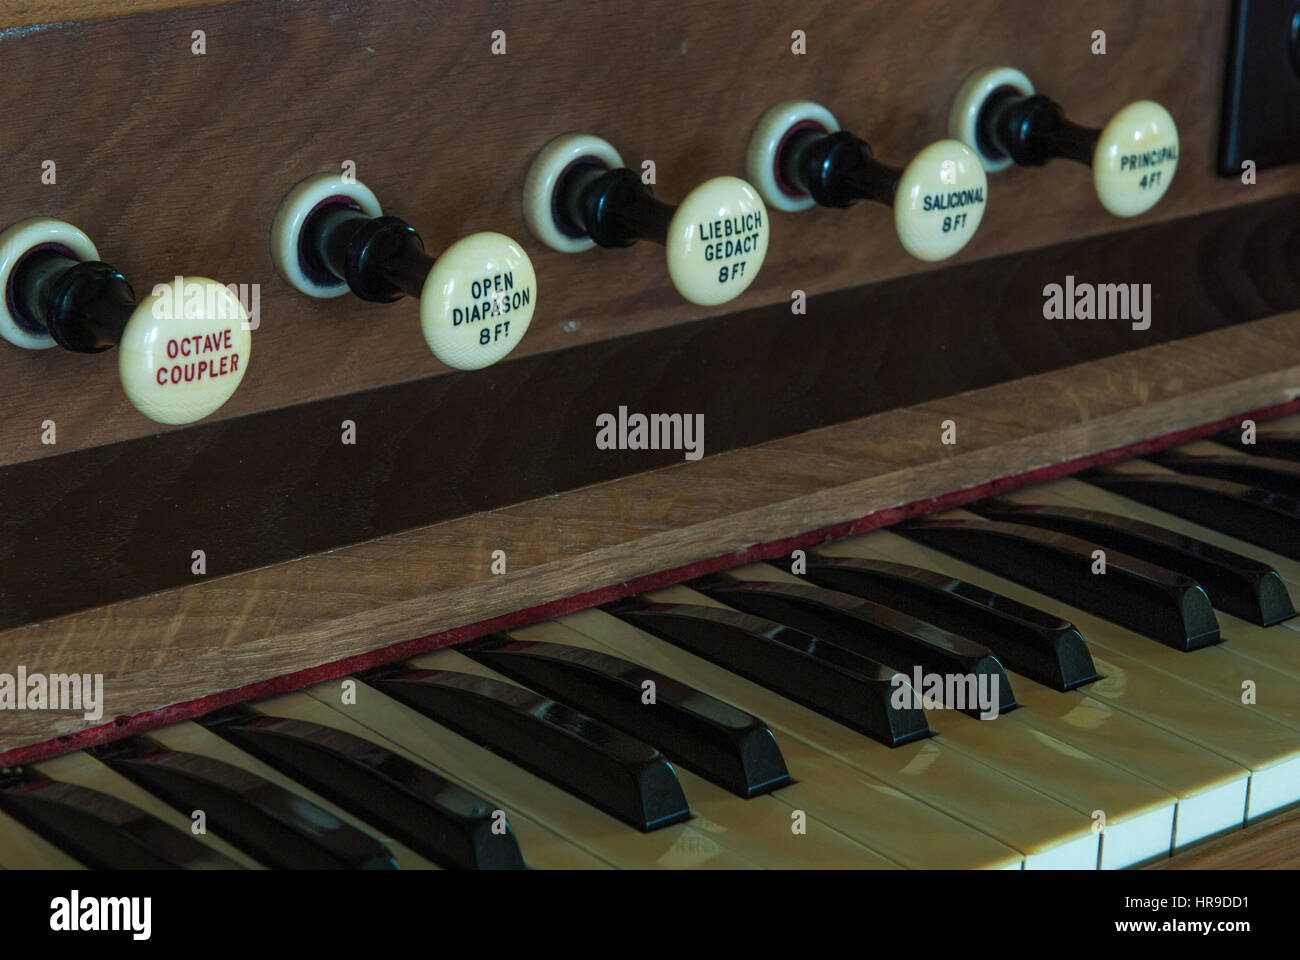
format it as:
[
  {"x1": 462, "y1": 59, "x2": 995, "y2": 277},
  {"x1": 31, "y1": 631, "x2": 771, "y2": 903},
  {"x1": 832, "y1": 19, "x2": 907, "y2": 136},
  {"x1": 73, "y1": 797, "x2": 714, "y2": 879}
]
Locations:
[
  {"x1": 418, "y1": 231, "x2": 536, "y2": 370},
  {"x1": 893, "y1": 140, "x2": 989, "y2": 262},
  {"x1": 272, "y1": 172, "x2": 537, "y2": 371},
  {"x1": 746, "y1": 100, "x2": 988, "y2": 262},
  {"x1": 118, "y1": 277, "x2": 251, "y2": 425},
  {"x1": 1091, "y1": 100, "x2": 1179, "y2": 218},
  {"x1": 663, "y1": 176, "x2": 768, "y2": 306},
  {"x1": 0, "y1": 217, "x2": 251, "y2": 425},
  {"x1": 523, "y1": 133, "x2": 770, "y2": 307}
]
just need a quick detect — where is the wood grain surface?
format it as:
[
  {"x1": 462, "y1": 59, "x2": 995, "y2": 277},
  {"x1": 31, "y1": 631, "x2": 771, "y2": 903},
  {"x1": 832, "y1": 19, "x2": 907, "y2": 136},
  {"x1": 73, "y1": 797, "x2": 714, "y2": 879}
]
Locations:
[
  {"x1": 3, "y1": 309, "x2": 1299, "y2": 758},
  {"x1": 0, "y1": 0, "x2": 251, "y2": 28},
  {"x1": 0, "y1": 0, "x2": 1295, "y2": 466},
  {"x1": 4, "y1": 195, "x2": 1297, "y2": 629}
]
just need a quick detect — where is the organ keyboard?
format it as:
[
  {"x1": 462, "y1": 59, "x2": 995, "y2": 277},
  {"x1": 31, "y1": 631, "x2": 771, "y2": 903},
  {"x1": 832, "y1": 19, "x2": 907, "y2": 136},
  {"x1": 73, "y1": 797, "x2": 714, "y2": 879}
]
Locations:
[
  {"x1": 4, "y1": 418, "x2": 1299, "y2": 870},
  {"x1": 0, "y1": 0, "x2": 1298, "y2": 904}
]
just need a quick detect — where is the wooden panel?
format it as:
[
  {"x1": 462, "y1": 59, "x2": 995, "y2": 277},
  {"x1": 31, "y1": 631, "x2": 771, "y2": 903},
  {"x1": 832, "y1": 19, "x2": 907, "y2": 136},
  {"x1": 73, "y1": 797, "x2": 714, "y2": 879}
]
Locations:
[
  {"x1": 0, "y1": 0, "x2": 250, "y2": 28},
  {"x1": 3, "y1": 310, "x2": 1299, "y2": 759},
  {"x1": 4, "y1": 195, "x2": 1297, "y2": 629},
  {"x1": 0, "y1": 0, "x2": 1295, "y2": 467}
]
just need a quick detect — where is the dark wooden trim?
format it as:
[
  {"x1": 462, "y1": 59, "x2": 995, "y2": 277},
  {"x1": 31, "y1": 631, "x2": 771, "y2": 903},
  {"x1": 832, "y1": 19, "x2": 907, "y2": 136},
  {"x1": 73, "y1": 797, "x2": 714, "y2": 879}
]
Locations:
[{"x1": 3, "y1": 196, "x2": 1299, "y2": 629}]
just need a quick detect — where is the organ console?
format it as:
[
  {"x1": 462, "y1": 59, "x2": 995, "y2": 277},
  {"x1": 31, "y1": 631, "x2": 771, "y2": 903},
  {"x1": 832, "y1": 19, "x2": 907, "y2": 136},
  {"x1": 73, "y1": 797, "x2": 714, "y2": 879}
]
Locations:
[
  {"x1": 0, "y1": 218, "x2": 250, "y2": 424},
  {"x1": 1, "y1": 0, "x2": 1298, "y2": 890},
  {"x1": 746, "y1": 100, "x2": 989, "y2": 261}
]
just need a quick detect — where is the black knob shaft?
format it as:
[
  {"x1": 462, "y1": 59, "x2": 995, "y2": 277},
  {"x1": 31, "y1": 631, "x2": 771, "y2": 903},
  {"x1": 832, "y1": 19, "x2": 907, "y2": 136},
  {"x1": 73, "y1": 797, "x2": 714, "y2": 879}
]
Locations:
[
  {"x1": 779, "y1": 129, "x2": 902, "y2": 209},
  {"x1": 978, "y1": 92, "x2": 1099, "y2": 168},
  {"x1": 11, "y1": 251, "x2": 135, "y2": 353},
  {"x1": 556, "y1": 166, "x2": 673, "y2": 248},
  {"x1": 303, "y1": 206, "x2": 438, "y2": 304}
]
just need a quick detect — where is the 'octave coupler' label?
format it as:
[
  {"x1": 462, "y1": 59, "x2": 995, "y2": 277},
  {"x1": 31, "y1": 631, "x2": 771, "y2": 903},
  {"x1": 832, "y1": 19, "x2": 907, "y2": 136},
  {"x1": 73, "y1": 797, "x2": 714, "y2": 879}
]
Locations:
[
  {"x1": 154, "y1": 328, "x2": 241, "y2": 386},
  {"x1": 421, "y1": 232, "x2": 537, "y2": 371},
  {"x1": 667, "y1": 176, "x2": 769, "y2": 307},
  {"x1": 118, "y1": 277, "x2": 252, "y2": 426}
]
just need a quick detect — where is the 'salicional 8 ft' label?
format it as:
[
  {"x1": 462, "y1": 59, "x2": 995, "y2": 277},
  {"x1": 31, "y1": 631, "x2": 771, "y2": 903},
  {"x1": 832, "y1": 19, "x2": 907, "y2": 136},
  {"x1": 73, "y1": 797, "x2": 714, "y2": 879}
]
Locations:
[{"x1": 894, "y1": 140, "x2": 988, "y2": 263}]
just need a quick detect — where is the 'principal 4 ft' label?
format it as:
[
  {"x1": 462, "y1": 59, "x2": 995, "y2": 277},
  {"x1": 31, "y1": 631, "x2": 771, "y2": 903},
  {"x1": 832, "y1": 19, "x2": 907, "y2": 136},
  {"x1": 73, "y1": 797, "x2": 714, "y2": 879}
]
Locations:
[{"x1": 1092, "y1": 100, "x2": 1180, "y2": 218}]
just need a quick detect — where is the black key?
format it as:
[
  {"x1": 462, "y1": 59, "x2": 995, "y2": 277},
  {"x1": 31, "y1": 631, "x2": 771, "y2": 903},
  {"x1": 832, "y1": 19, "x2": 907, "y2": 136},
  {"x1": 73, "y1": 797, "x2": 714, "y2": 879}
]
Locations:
[
  {"x1": 92, "y1": 739, "x2": 399, "y2": 869},
  {"x1": 1151, "y1": 450, "x2": 1300, "y2": 499},
  {"x1": 462, "y1": 635, "x2": 791, "y2": 798},
  {"x1": 0, "y1": 772, "x2": 240, "y2": 869},
  {"x1": 690, "y1": 574, "x2": 1016, "y2": 718},
  {"x1": 1211, "y1": 428, "x2": 1300, "y2": 462},
  {"x1": 901, "y1": 517, "x2": 1220, "y2": 652},
  {"x1": 605, "y1": 597, "x2": 930, "y2": 747},
  {"x1": 974, "y1": 498, "x2": 1296, "y2": 627},
  {"x1": 201, "y1": 709, "x2": 526, "y2": 869},
  {"x1": 364, "y1": 667, "x2": 690, "y2": 832},
  {"x1": 801, "y1": 555, "x2": 1099, "y2": 691},
  {"x1": 1085, "y1": 467, "x2": 1300, "y2": 562}
]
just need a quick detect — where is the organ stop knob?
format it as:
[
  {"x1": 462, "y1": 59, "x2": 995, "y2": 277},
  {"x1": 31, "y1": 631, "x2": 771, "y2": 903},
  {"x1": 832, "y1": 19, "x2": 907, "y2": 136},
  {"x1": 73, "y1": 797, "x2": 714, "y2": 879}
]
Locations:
[
  {"x1": 747, "y1": 100, "x2": 988, "y2": 263},
  {"x1": 0, "y1": 218, "x2": 251, "y2": 425},
  {"x1": 949, "y1": 66, "x2": 1179, "y2": 217},
  {"x1": 523, "y1": 133, "x2": 770, "y2": 307},
  {"x1": 272, "y1": 173, "x2": 537, "y2": 371}
]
